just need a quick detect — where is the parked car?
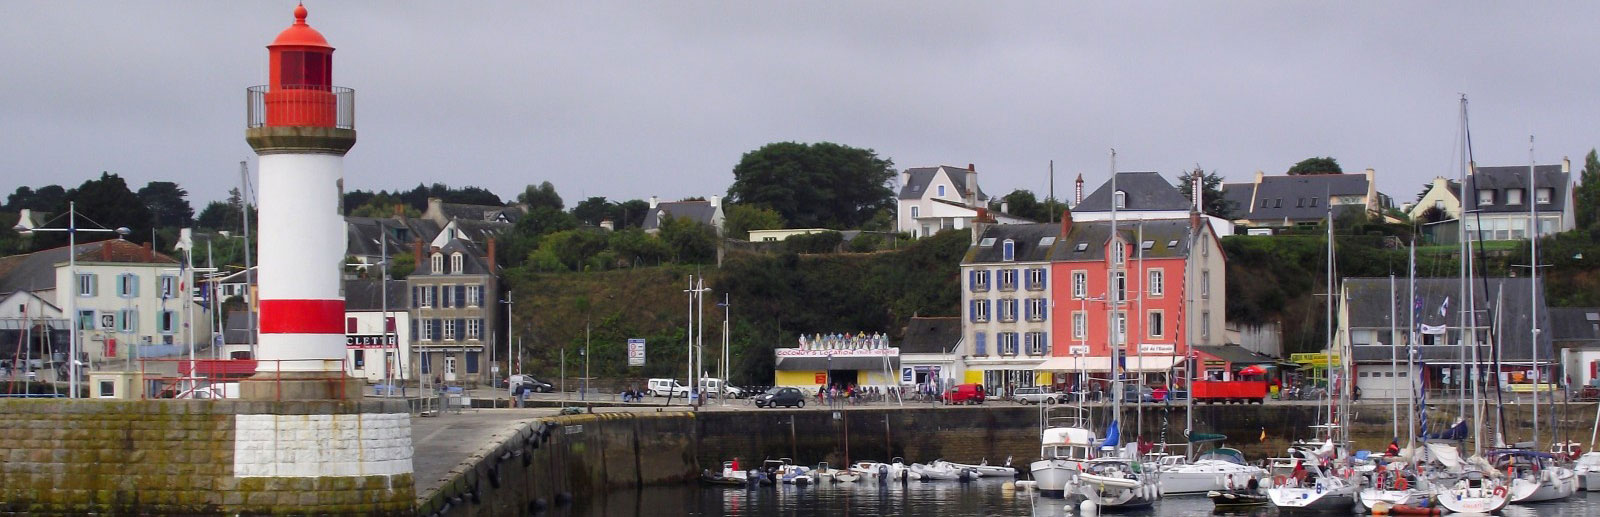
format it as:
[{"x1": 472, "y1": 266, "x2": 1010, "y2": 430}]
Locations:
[
  {"x1": 754, "y1": 387, "x2": 806, "y2": 408},
  {"x1": 941, "y1": 383, "x2": 986, "y2": 405},
  {"x1": 698, "y1": 377, "x2": 743, "y2": 398},
  {"x1": 647, "y1": 378, "x2": 691, "y2": 398},
  {"x1": 507, "y1": 375, "x2": 553, "y2": 394},
  {"x1": 1119, "y1": 384, "x2": 1157, "y2": 403},
  {"x1": 1010, "y1": 386, "x2": 1061, "y2": 405}
]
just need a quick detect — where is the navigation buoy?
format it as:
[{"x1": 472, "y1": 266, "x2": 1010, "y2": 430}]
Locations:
[{"x1": 1080, "y1": 500, "x2": 1098, "y2": 515}]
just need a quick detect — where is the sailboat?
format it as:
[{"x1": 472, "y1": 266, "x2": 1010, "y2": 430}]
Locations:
[
  {"x1": 1430, "y1": 94, "x2": 1511, "y2": 515},
  {"x1": 1267, "y1": 202, "x2": 1357, "y2": 513}
]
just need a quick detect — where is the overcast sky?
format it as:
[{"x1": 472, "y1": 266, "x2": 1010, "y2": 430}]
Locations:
[{"x1": 4, "y1": 2, "x2": 1598, "y2": 209}]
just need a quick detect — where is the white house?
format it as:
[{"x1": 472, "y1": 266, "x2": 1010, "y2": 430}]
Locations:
[
  {"x1": 1406, "y1": 176, "x2": 1462, "y2": 221},
  {"x1": 897, "y1": 164, "x2": 1029, "y2": 239},
  {"x1": 1462, "y1": 160, "x2": 1575, "y2": 241},
  {"x1": 643, "y1": 196, "x2": 726, "y2": 235},
  {"x1": 343, "y1": 279, "x2": 411, "y2": 383}
]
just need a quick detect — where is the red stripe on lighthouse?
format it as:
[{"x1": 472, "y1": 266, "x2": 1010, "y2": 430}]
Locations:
[{"x1": 259, "y1": 299, "x2": 346, "y2": 334}]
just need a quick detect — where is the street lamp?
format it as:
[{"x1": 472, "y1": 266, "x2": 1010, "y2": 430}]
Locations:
[{"x1": 15, "y1": 201, "x2": 129, "y2": 398}]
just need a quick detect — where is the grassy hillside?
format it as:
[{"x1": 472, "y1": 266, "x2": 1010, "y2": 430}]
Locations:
[{"x1": 504, "y1": 229, "x2": 970, "y2": 384}]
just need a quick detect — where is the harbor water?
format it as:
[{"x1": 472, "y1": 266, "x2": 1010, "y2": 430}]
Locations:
[{"x1": 558, "y1": 479, "x2": 1600, "y2": 516}]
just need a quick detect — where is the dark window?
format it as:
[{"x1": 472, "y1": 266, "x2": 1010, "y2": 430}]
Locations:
[
  {"x1": 346, "y1": 317, "x2": 358, "y2": 334},
  {"x1": 385, "y1": 317, "x2": 396, "y2": 333},
  {"x1": 353, "y1": 350, "x2": 365, "y2": 368},
  {"x1": 466, "y1": 352, "x2": 479, "y2": 373},
  {"x1": 281, "y1": 51, "x2": 304, "y2": 86},
  {"x1": 280, "y1": 51, "x2": 330, "y2": 89}
]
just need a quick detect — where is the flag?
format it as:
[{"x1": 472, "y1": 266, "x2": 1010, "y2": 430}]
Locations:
[
  {"x1": 1260, "y1": 427, "x2": 1267, "y2": 442},
  {"x1": 1438, "y1": 296, "x2": 1449, "y2": 317},
  {"x1": 1102, "y1": 420, "x2": 1121, "y2": 448}
]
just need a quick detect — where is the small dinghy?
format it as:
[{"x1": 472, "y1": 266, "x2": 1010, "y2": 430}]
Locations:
[
  {"x1": 1369, "y1": 501, "x2": 1441, "y2": 516},
  {"x1": 701, "y1": 469, "x2": 746, "y2": 486},
  {"x1": 1208, "y1": 488, "x2": 1269, "y2": 509}
]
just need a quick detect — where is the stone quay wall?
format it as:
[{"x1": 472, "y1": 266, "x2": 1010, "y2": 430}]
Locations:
[
  {"x1": 427, "y1": 411, "x2": 698, "y2": 517},
  {"x1": 0, "y1": 399, "x2": 414, "y2": 515}
]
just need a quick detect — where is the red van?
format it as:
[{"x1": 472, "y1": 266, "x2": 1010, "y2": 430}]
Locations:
[{"x1": 942, "y1": 383, "x2": 986, "y2": 405}]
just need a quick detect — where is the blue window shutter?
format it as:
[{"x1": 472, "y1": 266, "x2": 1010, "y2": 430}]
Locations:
[
  {"x1": 432, "y1": 319, "x2": 442, "y2": 341},
  {"x1": 967, "y1": 270, "x2": 975, "y2": 291},
  {"x1": 455, "y1": 318, "x2": 466, "y2": 341},
  {"x1": 431, "y1": 286, "x2": 439, "y2": 307},
  {"x1": 976, "y1": 332, "x2": 987, "y2": 355},
  {"x1": 411, "y1": 286, "x2": 419, "y2": 308},
  {"x1": 968, "y1": 300, "x2": 976, "y2": 322},
  {"x1": 456, "y1": 286, "x2": 466, "y2": 307},
  {"x1": 1041, "y1": 268, "x2": 1048, "y2": 288},
  {"x1": 410, "y1": 319, "x2": 417, "y2": 341},
  {"x1": 477, "y1": 285, "x2": 485, "y2": 306},
  {"x1": 466, "y1": 352, "x2": 479, "y2": 373}
]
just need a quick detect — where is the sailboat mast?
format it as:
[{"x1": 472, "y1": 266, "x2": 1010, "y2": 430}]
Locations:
[
  {"x1": 1326, "y1": 201, "x2": 1336, "y2": 431},
  {"x1": 1406, "y1": 241, "x2": 1418, "y2": 452},
  {"x1": 1528, "y1": 135, "x2": 1540, "y2": 450},
  {"x1": 1390, "y1": 274, "x2": 1399, "y2": 441},
  {"x1": 1454, "y1": 95, "x2": 1471, "y2": 431},
  {"x1": 1108, "y1": 148, "x2": 1122, "y2": 446}
]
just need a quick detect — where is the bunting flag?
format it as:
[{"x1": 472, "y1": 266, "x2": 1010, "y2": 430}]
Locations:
[
  {"x1": 1438, "y1": 296, "x2": 1450, "y2": 317},
  {"x1": 1259, "y1": 427, "x2": 1267, "y2": 442}
]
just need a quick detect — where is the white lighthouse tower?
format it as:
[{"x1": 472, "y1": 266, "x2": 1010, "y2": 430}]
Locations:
[{"x1": 243, "y1": 4, "x2": 361, "y2": 399}]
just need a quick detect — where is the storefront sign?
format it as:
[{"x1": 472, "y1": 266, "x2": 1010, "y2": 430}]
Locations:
[
  {"x1": 775, "y1": 347, "x2": 899, "y2": 358},
  {"x1": 345, "y1": 335, "x2": 397, "y2": 349},
  {"x1": 627, "y1": 338, "x2": 646, "y2": 367},
  {"x1": 1068, "y1": 345, "x2": 1090, "y2": 355},
  {"x1": 1139, "y1": 344, "x2": 1175, "y2": 354},
  {"x1": 902, "y1": 368, "x2": 914, "y2": 383},
  {"x1": 814, "y1": 372, "x2": 827, "y2": 384}
]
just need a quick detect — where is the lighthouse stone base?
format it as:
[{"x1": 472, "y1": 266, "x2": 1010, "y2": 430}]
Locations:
[{"x1": 239, "y1": 371, "x2": 367, "y2": 401}]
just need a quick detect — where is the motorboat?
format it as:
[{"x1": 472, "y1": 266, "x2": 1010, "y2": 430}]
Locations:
[
  {"x1": 813, "y1": 462, "x2": 858, "y2": 483},
  {"x1": 910, "y1": 462, "x2": 963, "y2": 481},
  {"x1": 945, "y1": 457, "x2": 1017, "y2": 478},
  {"x1": 1208, "y1": 481, "x2": 1269, "y2": 510},
  {"x1": 888, "y1": 457, "x2": 923, "y2": 482},
  {"x1": 850, "y1": 460, "x2": 890, "y2": 481},
  {"x1": 1574, "y1": 452, "x2": 1600, "y2": 491},
  {"x1": 1493, "y1": 449, "x2": 1576, "y2": 503},
  {"x1": 1151, "y1": 447, "x2": 1268, "y2": 495},
  {"x1": 1266, "y1": 437, "x2": 1357, "y2": 513},
  {"x1": 717, "y1": 460, "x2": 750, "y2": 484},
  {"x1": 764, "y1": 458, "x2": 812, "y2": 486},
  {"x1": 1076, "y1": 456, "x2": 1159, "y2": 509},
  {"x1": 1029, "y1": 407, "x2": 1097, "y2": 498}
]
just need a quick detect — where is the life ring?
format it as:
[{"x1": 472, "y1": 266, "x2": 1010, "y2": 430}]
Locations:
[
  {"x1": 1492, "y1": 485, "x2": 1507, "y2": 498},
  {"x1": 1394, "y1": 475, "x2": 1408, "y2": 491},
  {"x1": 1273, "y1": 475, "x2": 1288, "y2": 487}
]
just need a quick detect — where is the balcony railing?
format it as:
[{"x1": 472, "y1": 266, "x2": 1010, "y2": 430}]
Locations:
[{"x1": 247, "y1": 85, "x2": 355, "y2": 130}]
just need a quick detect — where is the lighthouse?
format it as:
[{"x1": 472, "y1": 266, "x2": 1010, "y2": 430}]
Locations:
[{"x1": 243, "y1": 4, "x2": 361, "y2": 399}]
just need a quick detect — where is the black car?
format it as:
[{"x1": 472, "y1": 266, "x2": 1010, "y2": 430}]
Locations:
[
  {"x1": 512, "y1": 377, "x2": 554, "y2": 394},
  {"x1": 754, "y1": 387, "x2": 806, "y2": 408}
]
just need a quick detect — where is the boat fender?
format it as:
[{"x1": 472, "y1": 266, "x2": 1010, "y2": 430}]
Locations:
[
  {"x1": 554, "y1": 491, "x2": 574, "y2": 506},
  {"x1": 487, "y1": 464, "x2": 502, "y2": 489},
  {"x1": 529, "y1": 498, "x2": 548, "y2": 513}
]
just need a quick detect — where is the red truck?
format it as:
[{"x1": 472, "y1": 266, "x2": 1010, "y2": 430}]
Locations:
[{"x1": 1190, "y1": 380, "x2": 1268, "y2": 404}]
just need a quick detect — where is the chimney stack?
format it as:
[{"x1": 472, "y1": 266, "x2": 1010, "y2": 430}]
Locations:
[
  {"x1": 101, "y1": 242, "x2": 112, "y2": 261},
  {"x1": 413, "y1": 239, "x2": 425, "y2": 268},
  {"x1": 649, "y1": 195, "x2": 659, "y2": 209},
  {"x1": 1254, "y1": 170, "x2": 1264, "y2": 184},
  {"x1": 1563, "y1": 156, "x2": 1571, "y2": 173},
  {"x1": 1000, "y1": 201, "x2": 1009, "y2": 215},
  {"x1": 709, "y1": 195, "x2": 720, "y2": 208},
  {"x1": 965, "y1": 164, "x2": 979, "y2": 208},
  {"x1": 142, "y1": 241, "x2": 153, "y2": 261},
  {"x1": 486, "y1": 237, "x2": 497, "y2": 272},
  {"x1": 599, "y1": 219, "x2": 615, "y2": 231},
  {"x1": 1060, "y1": 204, "x2": 1074, "y2": 237}
]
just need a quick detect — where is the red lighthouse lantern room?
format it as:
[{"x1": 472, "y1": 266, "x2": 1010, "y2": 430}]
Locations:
[{"x1": 265, "y1": 4, "x2": 336, "y2": 127}]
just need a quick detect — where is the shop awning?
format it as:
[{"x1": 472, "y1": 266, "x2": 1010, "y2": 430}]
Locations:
[
  {"x1": 1038, "y1": 356, "x2": 1112, "y2": 372},
  {"x1": 775, "y1": 355, "x2": 899, "y2": 371},
  {"x1": 1124, "y1": 356, "x2": 1182, "y2": 372}
]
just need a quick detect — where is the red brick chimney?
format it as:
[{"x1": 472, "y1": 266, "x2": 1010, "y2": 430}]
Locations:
[
  {"x1": 141, "y1": 241, "x2": 153, "y2": 262},
  {"x1": 486, "y1": 237, "x2": 497, "y2": 272},
  {"x1": 1060, "y1": 205, "x2": 1074, "y2": 237},
  {"x1": 100, "y1": 242, "x2": 111, "y2": 261},
  {"x1": 413, "y1": 240, "x2": 425, "y2": 267}
]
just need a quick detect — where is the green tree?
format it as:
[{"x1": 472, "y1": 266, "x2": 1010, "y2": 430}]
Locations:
[
  {"x1": 349, "y1": 193, "x2": 419, "y2": 218},
  {"x1": 722, "y1": 203, "x2": 784, "y2": 240},
  {"x1": 657, "y1": 215, "x2": 718, "y2": 264},
  {"x1": 571, "y1": 196, "x2": 615, "y2": 226},
  {"x1": 5, "y1": 185, "x2": 67, "y2": 212},
  {"x1": 992, "y1": 189, "x2": 1066, "y2": 222},
  {"x1": 56, "y1": 172, "x2": 153, "y2": 245},
  {"x1": 1287, "y1": 157, "x2": 1343, "y2": 175},
  {"x1": 136, "y1": 181, "x2": 194, "y2": 227},
  {"x1": 1177, "y1": 167, "x2": 1234, "y2": 218},
  {"x1": 727, "y1": 142, "x2": 895, "y2": 229},
  {"x1": 615, "y1": 199, "x2": 650, "y2": 228},
  {"x1": 607, "y1": 228, "x2": 669, "y2": 266},
  {"x1": 517, "y1": 181, "x2": 564, "y2": 211},
  {"x1": 1576, "y1": 149, "x2": 1600, "y2": 230}
]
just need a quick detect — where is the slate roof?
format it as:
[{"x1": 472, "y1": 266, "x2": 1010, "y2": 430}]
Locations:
[
  {"x1": 963, "y1": 223, "x2": 1061, "y2": 264},
  {"x1": 898, "y1": 166, "x2": 989, "y2": 202},
  {"x1": 1547, "y1": 307, "x2": 1600, "y2": 348},
  {"x1": 438, "y1": 202, "x2": 521, "y2": 224},
  {"x1": 1463, "y1": 164, "x2": 1569, "y2": 213},
  {"x1": 642, "y1": 201, "x2": 717, "y2": 231},
  {"x1": 0, "y1": 239, "x2": 172, "y2": 295},
  {"x1": 1193, "y1": 344, "x2": 1278, "y2": 364},
  {"x1": 1075, "y1": 172, "x2": 1191, "y2": 212},
  {"x1": 1050, "y1": 219, "x2": 1198, "y2": 261},
  {"x1": 900, "y1": 317, "x2": 962, "y2": 355},
  {"x1": 1343, "y1": 277, "x2": 1552, "y2": 362},
  {"x1": 415, "y1": 238, "x2": 494, "y2": 276},
  {"x1": 1220, "y1": 183, "x2": 1255, "y2": 219},
  {"x1": 343, "y1": 279, "x2": 408, "y2": 312},
  {"x1": 1243, "y1": 174, "x2": 1368, "y2": 221},
  {"x1": 346, "y1": 217, "x2": 441, "y2": 259}
]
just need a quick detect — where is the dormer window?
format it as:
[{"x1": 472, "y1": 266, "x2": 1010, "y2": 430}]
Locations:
[
  {"x1": 1478, "y1": 190, "x2": 1494, "y2": 206},
  {"x1": 1113, "y1": 191, "x2": 1127, "y2": 209},
  {"x1": 937, "y1": 185, "x2": 946, "y2": 197},
  {"x1": 1536, "y1": 188, "x2": 1553, "y2": 204},
  {"x1": 450, "y1": 253, "x2": 464, "y2": 274},
  {"x1": 1506, "y1": 188, "x2": 1523, "y2": 205},
  {"x1": 1112, "y1": 241, "x2": 1126, "y2": 264},
  {"x1": 1001, "y1": 239, "x2": 1015, "y2": 261},
  {"x1": 430, "y1": 253, "x2": 444, "y2": 274}
]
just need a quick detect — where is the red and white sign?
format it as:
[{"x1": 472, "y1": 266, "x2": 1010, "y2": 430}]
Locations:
[{"x1": 775, "y1": 347, "x2": 899, "y2": 358}]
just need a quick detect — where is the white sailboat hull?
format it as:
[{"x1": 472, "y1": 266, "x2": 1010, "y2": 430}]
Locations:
[
  {"x1": 947, "y1": 462, "x2": 1016, "y2": 477},
  {"x1": 1158, "y1": 461, "x2": 1268, "y2": 495},
  {"x1": 1582, "y1": 470, "x2": 1600, "y2": 492},
  {"x1": 1078, "y1": 474, "x2": 1159, "y2": 508},
  {"x1": 1509, "y1": 467, "x2": 1577, "y2": 503},
  {"x1": 1355, "y1": 488, "x2": 1418, "y2": 511},
  {"x1": 1029, "y1": 459, "x2": 1077, "y2": 498},
  {"x1": 1433, "y1": 483, "x2": 1509, "y2": 514}
]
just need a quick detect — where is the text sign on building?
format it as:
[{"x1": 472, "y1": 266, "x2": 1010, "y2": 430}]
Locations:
[
  {"x1": 627, "y1": 338, "x2": 646, "y2": 367},
  {"x1": 1068, "y1": 345, "x2": 1090, "y2": 355},
  {"x1": 1139, "y1": 344, "x2": 1175, "y2": 354},
  {"x1": 346, "y1": 335, "x2": 397, "y2": 349},
  {"x1": 775, "y1": 347, "x2": 899, "y2": 358}
]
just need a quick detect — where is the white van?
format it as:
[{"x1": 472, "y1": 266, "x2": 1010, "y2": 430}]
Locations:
[
  {"x1": 698, "y1": 378, "x2": 743, "y2": 398},
  {"x1": 647, "y1": 378, "x2": 689, "y2": 397}
]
